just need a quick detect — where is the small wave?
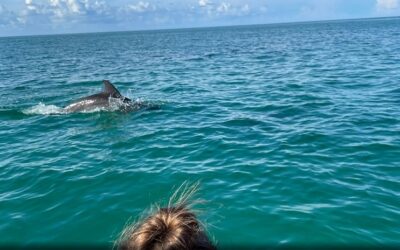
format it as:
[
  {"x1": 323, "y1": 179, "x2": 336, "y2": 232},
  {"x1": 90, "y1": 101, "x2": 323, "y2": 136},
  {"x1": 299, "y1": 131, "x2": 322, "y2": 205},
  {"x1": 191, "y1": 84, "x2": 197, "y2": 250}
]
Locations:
[
  {"x1": 22, "y1": 103, "x2": 66, "y2": 115},
  {"x1": 185, "y1": 56, "x2": 204, "y2": 62}
]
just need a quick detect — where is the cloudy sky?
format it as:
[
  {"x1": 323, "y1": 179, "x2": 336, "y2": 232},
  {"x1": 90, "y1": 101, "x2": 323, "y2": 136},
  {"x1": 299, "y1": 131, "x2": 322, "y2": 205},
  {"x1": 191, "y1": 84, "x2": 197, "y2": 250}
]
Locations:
[{"x1": 1, "y1": 0, "x2": 400, "y2": 36}]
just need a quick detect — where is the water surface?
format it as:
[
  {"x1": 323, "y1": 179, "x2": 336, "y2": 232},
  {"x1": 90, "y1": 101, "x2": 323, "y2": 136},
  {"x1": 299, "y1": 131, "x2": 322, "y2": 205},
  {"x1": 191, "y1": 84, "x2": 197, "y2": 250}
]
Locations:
[{"x1": 0, "y1": 17, "x2": 400, "y2": 247}]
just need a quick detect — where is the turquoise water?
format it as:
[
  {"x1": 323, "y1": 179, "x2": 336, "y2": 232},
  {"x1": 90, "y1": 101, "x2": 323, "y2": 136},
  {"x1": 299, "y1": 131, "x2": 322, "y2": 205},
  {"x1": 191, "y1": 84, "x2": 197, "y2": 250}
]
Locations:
[{"x1": 1, "y1": 17, "x2": 400, "y2": 248}]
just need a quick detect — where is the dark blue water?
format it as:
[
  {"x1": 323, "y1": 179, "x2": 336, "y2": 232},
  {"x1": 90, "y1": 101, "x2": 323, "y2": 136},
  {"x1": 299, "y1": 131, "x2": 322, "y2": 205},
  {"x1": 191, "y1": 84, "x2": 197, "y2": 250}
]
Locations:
[{"x1": 0, "y1": 17, "x2": 400, "y2": 247}]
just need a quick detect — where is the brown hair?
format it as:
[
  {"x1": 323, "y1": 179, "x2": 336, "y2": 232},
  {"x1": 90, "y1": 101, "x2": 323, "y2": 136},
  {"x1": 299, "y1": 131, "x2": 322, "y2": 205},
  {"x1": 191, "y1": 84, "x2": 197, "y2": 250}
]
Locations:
[{"x1": 117, "y1": 183, "x2": 216, "y2": 250}]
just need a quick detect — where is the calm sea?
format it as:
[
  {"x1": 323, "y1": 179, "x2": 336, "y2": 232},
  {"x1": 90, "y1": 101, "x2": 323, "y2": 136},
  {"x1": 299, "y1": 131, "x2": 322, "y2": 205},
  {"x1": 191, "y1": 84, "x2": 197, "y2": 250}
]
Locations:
[{"x1": 0, "y1": 17, "x2": 400, "y2": 248}]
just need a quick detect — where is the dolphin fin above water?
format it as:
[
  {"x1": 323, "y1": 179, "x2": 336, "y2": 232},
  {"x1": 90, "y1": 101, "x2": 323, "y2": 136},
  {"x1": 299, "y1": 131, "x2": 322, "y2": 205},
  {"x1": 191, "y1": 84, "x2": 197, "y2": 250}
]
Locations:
[
  {"x1": 64, "y1": 80, "x2": 132, "y2": 113},
  {"x1": 102, "y1": 80, "x2": 132, "y2": 102},
  {"x1": 103, "y1": 80, "x2": 122, "y2": 98}
]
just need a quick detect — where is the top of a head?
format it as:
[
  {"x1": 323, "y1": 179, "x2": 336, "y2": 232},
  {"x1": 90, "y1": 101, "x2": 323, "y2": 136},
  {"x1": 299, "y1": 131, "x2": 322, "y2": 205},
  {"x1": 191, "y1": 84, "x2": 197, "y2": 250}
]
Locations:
[{"x1": 120, "y1": 205, "x2": 215, "y2": 250}]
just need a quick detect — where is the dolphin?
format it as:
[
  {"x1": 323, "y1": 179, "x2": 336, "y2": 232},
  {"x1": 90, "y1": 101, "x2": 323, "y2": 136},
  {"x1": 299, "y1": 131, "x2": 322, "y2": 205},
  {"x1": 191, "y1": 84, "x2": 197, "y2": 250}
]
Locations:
[{"x1": 64, "y1": 80, "x2": 132, "y2": 113}]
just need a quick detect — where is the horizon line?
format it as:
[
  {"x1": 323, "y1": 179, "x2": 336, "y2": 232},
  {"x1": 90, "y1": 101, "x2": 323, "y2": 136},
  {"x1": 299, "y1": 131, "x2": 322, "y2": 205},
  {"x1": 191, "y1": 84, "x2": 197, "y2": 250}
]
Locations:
[{"x1": 1, "y1": 15, "x2": 399, "y2": 39}]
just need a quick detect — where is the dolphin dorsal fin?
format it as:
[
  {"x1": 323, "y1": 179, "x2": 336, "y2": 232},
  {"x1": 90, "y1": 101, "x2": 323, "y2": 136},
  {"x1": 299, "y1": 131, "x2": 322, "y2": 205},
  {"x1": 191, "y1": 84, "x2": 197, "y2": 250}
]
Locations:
[{"x1": 103, "y1": 80, "x2": 122, "y2": 98}]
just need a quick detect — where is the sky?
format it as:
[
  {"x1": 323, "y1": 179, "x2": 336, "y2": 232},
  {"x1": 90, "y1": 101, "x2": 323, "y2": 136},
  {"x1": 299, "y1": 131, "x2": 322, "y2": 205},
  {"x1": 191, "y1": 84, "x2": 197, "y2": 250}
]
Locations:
[{"x1": 0, "y1": 0, "x2": 400, "y2": 36}]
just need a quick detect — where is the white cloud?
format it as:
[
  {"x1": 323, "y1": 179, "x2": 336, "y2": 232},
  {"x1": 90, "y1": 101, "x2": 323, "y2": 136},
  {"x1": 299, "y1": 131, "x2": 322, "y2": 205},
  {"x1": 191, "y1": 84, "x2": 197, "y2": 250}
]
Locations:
[
  {"x1": 16, "y1": 0, "x2": 158, "y2": 27},
  {"x1": 241, "y1": 4, "x2": 250, "y2": 13},
  {"x1": 1, "y1": 0, "x2": 272, "y2": 36},
  {"x1": 25, "y1": 0, "x2": 38, "y2": 11},
  {"x1": 128, "y1": 1, "x2": 154, "y2": 12},
  {"x1": 0, "y1": 4, "x2": 19, "y2": 26},
  {"x1": 217, "y1": 2, "x2": 231, "y2": 13},
  {"x1": 208, "y1": 2, "x2": 252, "y2": 16},
  {"x1": 49, "y1": 0, "x2": 60, "y2": 6},
  {"x1": 21, "y1": 0, "x2": 111, "y2": 20},
  {"x1": 376, "y1": 0, "x2": 399, "y2": 9},
  {"x1": 66, "y1": 0, "x2": 83, "y2": 13},
  {"x1": 199, "y1": 0, "x2": 210, "y2": 7},
  {"x1": 51, "y1": 0, "x2": 83, "y2": 14}
]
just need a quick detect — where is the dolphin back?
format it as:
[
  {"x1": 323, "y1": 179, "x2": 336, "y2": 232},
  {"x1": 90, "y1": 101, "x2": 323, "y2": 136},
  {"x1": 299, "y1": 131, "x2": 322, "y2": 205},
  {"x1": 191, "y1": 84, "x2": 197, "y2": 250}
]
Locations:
[{"x1": 64, "y1": 80, "x2": 132, "y2": 113}]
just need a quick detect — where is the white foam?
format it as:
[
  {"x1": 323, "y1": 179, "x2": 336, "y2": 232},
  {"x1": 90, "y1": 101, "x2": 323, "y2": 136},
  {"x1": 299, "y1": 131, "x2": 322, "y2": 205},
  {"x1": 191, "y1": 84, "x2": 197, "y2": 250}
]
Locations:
[
  {"x1": 23, "y1": 97, "x2": 150, "y2": 115},
  {"x1": 23, "y1": 102, "x2": 66, "y2": 115},
  {"x1": 78, "y1": 106, "x2": 110, "y2": 113}
]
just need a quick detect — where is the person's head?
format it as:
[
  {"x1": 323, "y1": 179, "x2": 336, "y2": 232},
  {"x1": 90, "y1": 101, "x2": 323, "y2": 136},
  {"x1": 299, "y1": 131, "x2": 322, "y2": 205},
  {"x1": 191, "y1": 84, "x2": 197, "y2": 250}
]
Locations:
[{"x1": 118, "y1": 183, "x2": 216, "y2": 250}]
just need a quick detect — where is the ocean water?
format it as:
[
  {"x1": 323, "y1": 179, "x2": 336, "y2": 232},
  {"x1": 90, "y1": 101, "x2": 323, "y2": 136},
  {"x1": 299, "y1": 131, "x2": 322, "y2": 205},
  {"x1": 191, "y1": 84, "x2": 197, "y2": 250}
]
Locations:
[{"x1": 1, "y1": 17, "x2": 400, "y2": 248}]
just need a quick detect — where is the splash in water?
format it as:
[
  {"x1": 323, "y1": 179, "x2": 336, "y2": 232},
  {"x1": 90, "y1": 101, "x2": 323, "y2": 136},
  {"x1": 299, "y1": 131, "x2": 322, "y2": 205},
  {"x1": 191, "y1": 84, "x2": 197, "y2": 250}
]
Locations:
[
  {"x1": 22, "y1": 99, "x2": 160, "y2": 115},
  {"x1": 22, "y1": 102, "x2": 66, "y2": 115}
]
